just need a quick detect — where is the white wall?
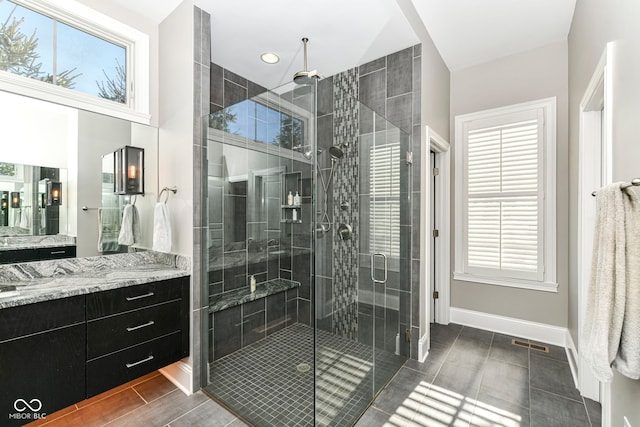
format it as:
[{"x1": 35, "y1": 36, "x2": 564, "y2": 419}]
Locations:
[
  {"x1": 569, "y1": 0, "x2": 640, "y2": 424},
  {"x1": 0, "y1": 91, "x2": 76, "y2": 169},
  {"x1": 450, "y1": 42, "x2": 569, "y2": 327},
  {"x1": 158, "y1": 0, "x2": 196, "y2": 393}
]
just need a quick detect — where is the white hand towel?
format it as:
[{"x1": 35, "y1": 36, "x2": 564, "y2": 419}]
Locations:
[
  {"x1": 19, "y1": 207, "x2": 29, "y2": 229},
  {"x1": 614, "y1": 186, "x2": 640, "y2": 379},
  {"x1": 132, "y1": 204, "x2": 142, "y2": 245},
  {"x1": 152, "y1": 202, "x2": 171, "y2": 253},
  {"x1": 118, "y1": 204, "x2": 134, "y2": 246},
  {"x1": 40, "y1": 208, "x2": 46, "y2": 229},
  {"x1": 582, "y1": 183, "x2": 640, "y2": 382},
  {"x1": 97, "y1": 208, "x2": 104, "y2": 253}
]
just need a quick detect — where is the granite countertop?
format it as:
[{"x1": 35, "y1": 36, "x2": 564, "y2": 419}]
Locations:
[
  {"x1": 0, "y1": 235, "x2": 76, "y2": 251},
  {"x1": 209, "y1": 277, "x2": 300, "y2": 313},
  {"x1": 0, "y1": 251, "x2": 191, "y2": 309}
]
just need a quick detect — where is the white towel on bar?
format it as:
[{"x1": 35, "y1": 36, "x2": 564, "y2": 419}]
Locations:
[
  {"x1": 582, "y1": 183, "x2": 640, "y2": 382},
  {"x1": 97, "y1": 208, "x2": 104, "y2": 253},
  {"x1": 117, "y1": 204, "x2": 141, "y2": 246},
  {"x1": 19, "y1": 207, "x2": 29, "y2": 229},
  {"x1": 152, "y1": 202, "x2": 171, "y2": 253}
]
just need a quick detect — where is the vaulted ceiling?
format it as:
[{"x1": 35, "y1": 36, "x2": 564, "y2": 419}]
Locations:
[{"x1": 107, "y1": 0, "x2": 576, "y2": 89}]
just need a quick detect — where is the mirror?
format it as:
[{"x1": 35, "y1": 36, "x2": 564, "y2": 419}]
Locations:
[
  {"x1": 0, "y1": 90, "x2": 158, "y2": 258},
  {"x1": 0, "y1": 162, "x2": 68, "y2": 237}
]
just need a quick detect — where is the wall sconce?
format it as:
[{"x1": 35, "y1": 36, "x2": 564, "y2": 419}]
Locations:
[
  {"x1": 114, "y1": 146, "x2": 144, "y2": 195},
  {"x1": 1, "y1": 197, "x2": 7, "y2": 210},
  {"x1": 50, "y1": 182, "x2": 62, "y2": 206},
  {"x1": 45, "y1": 180, "x2": 62, "y2": 206},
  {"x1": 10, "y1": 192, "x2": 20, "y2": 208}
]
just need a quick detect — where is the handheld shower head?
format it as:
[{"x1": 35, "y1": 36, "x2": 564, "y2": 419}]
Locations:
[{"x1": 328, "y1": 145, "x2": 344, "y2": 160}]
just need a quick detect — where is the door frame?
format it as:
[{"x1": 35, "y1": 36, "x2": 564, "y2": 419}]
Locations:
[
  {"x1": 419, "y1": 126, "x2": 450, "y2": 360},
  {"x1": 578, "y1": 44, "x2": 613, "y2": 411}
]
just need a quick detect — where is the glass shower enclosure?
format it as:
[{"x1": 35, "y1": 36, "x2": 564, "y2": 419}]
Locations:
[{"x1": 202, "y1": 77, "x2": 411, "y2": 426}]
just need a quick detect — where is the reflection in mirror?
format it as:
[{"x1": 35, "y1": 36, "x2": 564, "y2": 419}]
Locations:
[
  {"x1": 0, "y1": 162, "x2": 67, "y2": 237},
  {"x1": 0, "y1": 89, "x2": 158, "y2": 258}
]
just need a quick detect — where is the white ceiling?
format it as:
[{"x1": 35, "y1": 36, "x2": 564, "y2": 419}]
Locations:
[
  {"x1": 107, "y1": 0, "x2": 576, "y2": 87},
  {"x1": 414, "y1": 0, "x2": 577, "y2": 71}
]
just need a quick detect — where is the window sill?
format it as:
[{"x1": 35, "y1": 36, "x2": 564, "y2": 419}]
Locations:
[{"x1": 453, "y1": 272, "x2": 558, "y2": 293}]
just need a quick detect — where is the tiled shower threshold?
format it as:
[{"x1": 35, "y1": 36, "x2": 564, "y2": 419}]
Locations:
[{"x1": 204, "y1": 323, "x2": 406, "y2": 427}]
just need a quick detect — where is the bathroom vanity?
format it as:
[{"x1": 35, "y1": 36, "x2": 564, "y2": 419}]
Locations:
[
  {"x1": 0, "y1": 235, "x2": 77, "y2": 264},
  {"x1": 0, "y1": 252, "x2": 190, "y2": 424}
]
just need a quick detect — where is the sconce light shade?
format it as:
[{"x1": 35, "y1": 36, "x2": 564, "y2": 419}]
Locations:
[
  {"x1": 10, "y1": 192, "x2": 20, "y2": 208},
  {"x1": 1, "y1": 196, "x2": 7, "y2": 210},
  {"x1": 114, "y1": 146, "x2": 144, "y2": 195},
  {"x1": 46, "y1": 180, "x2": 62, "y2": 206}
]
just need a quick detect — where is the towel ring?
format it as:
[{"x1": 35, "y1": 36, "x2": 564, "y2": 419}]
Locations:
[{"x1": 158, "y1": 186, "x2": 178, "y2": 203}]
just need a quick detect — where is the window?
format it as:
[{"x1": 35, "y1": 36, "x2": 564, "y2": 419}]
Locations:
[
  {"x1": 370, "y1": 142, "x2": 400, "y2": 258},
  {"x1": 209, "y1": 99, "x2": 305, "y2": 150},
  {"x1": 454, "y1": 98, "x2": 557, "y2": 292},
  {"x1": 0, "y1": 0, "x2": 149, "y2": 123}
]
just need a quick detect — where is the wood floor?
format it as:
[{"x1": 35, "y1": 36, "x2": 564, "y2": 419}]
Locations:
[{"x1": 26, "y1": 371, "x2": 244, "y2": 427}]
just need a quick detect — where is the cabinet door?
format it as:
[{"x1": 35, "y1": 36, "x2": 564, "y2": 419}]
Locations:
[{"x1": 0, "y1": 324, "x2": 86, "y2": 426}]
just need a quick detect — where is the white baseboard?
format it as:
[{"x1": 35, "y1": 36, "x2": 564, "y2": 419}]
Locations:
[
  {"x1": 159, "y1": 359, "x2": 193, "y2": 396},
  {"x1": 565, "y1": 330, "x2": 580, "y2": 389},
  {"x1": 418, "y1": 333, "x2": 429, "y2": 363},
  {"x1": 449, "y1": 307, "x2": 567, "y2": 347}
]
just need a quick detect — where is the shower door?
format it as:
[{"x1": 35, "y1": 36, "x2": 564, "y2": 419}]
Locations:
[{"x1": 359, "y1": 104, "x2": 410, "y2": 393}]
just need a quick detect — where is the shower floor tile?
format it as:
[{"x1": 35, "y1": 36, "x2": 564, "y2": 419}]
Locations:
[{"x1": 205, "y1": 323, "x2": 405, "y2": 426}]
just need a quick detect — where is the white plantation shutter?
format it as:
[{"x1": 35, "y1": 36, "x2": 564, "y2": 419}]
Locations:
[
  {"x1": 370, "y1": 143, "x2": 400, "y2": 258},
  {"x1": 463, "y1": 109, "x2": 544, "y2": 281}
]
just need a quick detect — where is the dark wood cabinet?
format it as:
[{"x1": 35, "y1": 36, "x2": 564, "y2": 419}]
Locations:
[
  {"x1": 0, "y1": 276, "x2": 189, "y2": 423},
  {"x1": 85, "y1": 276, "x2": 189, "y2": 398},
  {"x1": 0, "y1": 296, "x2": 85, "y2": 426},
  {"x1": 0, "y1": 245, "x2": 76, "y2": 265}
]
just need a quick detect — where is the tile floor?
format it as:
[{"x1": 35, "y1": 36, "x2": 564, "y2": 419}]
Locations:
[
  {"x1": 26, "y1": 323, "x2": 601, "y2": 426},
  {"x1": 357, "y1": 323, "x2": 602, "y2": 427},
  {"x1": 205, "y1": 323, "x2": 406, "y2": 426}
]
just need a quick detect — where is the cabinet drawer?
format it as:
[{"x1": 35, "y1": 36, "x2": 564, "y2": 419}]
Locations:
[
  {"x1": 86, "y1": 331, "x2": 184, "y2": 398},
  {"x1": 86, "y1": 277, "x2": 186, "y2": 319},
  {"x1": 0, "y1": 296, "x2": 85, "y2": 342},
  {"x1": 0, "y1": 245, "x2": 76, "y2": 265},
  {"x1": 87, "y1": 300, "x2": 182, "y2": 359}
]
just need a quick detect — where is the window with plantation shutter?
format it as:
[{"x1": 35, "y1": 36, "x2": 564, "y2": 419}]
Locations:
[
  {"x1": 454, "y1": 98, "x2": 557, "y2": 292},
  {"x1": 370, "y1": 143, "x2": 400, "y2": 258}
]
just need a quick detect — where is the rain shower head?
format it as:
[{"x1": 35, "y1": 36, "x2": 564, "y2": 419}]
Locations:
[
  {"x1": 328, "y1": 144, "x2": 344, "y2": 160},
  {"x1": 293, "y1": 38, "x2": 320, "y2": 85}
]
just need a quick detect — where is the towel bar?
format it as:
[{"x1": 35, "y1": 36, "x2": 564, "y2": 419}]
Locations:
[{"x1": 591, "y1": 178, "x2": 640, "y2": 196}]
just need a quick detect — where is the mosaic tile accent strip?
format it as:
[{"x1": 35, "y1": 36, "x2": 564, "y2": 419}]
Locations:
[
  {"x1": 206, "y1": 323, "x2": 405, "y2": 427},
  {"x1": 331, "y1": 68, "x2": 359, "y2": 340}
]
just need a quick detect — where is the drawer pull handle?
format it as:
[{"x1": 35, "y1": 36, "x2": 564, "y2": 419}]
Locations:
[
  {"x1": 50, "y1": 250, "x2": 66, "y2": 255},
  {"x1": 126, "y1": 321, "x2": 155, "y2": 332},
  {"x1": 125, "y1": 292, "x2": 154, "y2": 301},
  {"x1": 125, "y1": 355, "x2": 154, "y2": 368}
]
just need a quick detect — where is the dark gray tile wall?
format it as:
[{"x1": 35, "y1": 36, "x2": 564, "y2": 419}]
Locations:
[{"x1": 194, "y1": 5, "x2": 211, "y2": 389}]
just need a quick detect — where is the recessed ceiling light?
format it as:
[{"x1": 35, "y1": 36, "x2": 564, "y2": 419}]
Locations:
[{"x1": 260, "y1": 52, "x2": 280, "y2": 64}]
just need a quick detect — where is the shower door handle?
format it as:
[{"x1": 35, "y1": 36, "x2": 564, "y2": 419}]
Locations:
[{"x1": 370, "y1": 253, "x2": 387, "y2": 284}]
